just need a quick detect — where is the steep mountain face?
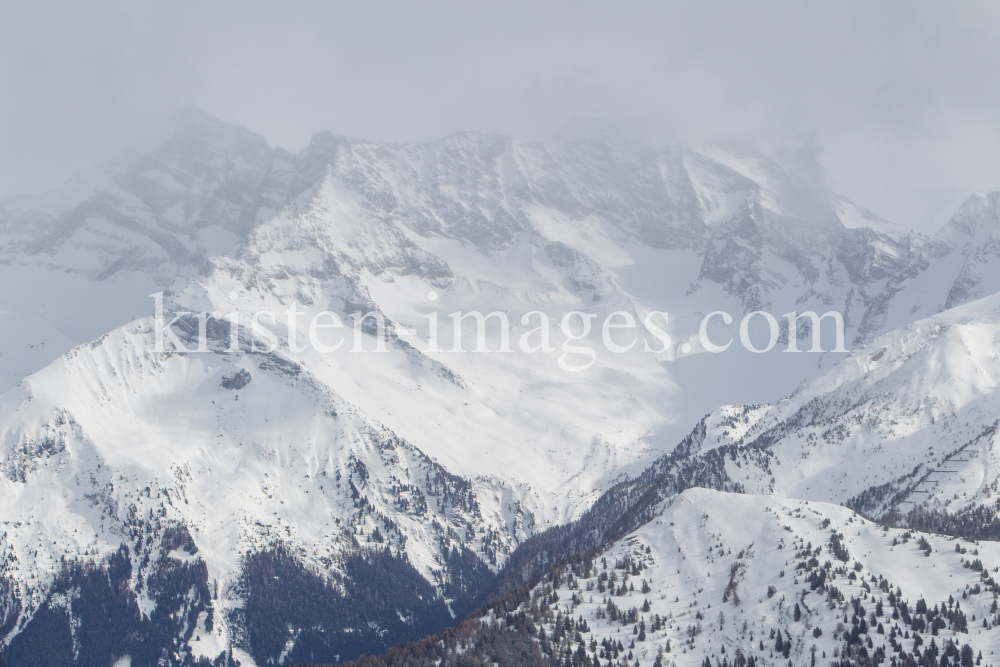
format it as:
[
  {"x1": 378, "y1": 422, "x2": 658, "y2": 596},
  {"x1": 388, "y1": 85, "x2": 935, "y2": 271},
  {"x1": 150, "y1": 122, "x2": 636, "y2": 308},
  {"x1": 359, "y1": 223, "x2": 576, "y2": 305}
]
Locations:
[
  {"x1": 492, "y1": 292, "x2": 1000, "y2": 607},
  {"x1": 855, "y1": 192, "x2": 1000, "y2": 344},
  {"x1": 0, "y1": 110, "x2": 281, "y2": 395},
  {"x1": 2, "y1": 110, "x2": 1000, "y2": 665},
  {"x1": 0, "y1": 317, "x2": 508, "y2": 665},
  {"x1": 0, "y1": 108, "x2": 937, "y2": 397},
  {"x1": 661, "y1": 291, "x2": 1000, "y2": 524}
]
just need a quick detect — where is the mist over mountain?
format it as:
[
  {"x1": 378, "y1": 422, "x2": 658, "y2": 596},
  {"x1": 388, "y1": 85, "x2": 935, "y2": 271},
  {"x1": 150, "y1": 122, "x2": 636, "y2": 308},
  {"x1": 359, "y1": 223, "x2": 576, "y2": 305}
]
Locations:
[{"x1": 2, "y1": 107, "x2": 1000, "y2": 667}]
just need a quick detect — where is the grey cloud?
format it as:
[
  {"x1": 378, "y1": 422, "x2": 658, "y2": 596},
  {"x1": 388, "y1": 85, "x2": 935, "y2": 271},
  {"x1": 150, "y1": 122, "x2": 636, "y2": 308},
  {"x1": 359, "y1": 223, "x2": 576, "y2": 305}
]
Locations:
[{"x1": 2, "y1": 1, "x2": 1000, "y2": 232}]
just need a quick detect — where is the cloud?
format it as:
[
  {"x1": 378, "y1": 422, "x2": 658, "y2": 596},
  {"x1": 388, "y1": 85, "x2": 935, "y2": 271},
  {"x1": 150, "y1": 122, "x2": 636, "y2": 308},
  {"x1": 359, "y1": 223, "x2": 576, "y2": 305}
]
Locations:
[
  {"x1": 774, "y1": 133, "x2": 827, "y2": 192},
  {"x1": 2, "y1": 1, "x2": 1000, "y2": 232}
]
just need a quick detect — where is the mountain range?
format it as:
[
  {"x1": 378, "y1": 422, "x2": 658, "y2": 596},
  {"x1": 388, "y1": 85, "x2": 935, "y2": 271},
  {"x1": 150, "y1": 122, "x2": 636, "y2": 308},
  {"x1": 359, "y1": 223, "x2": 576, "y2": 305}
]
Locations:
[{"x1": 2, "y1": 108, "x2": 1000, "y2": 666}]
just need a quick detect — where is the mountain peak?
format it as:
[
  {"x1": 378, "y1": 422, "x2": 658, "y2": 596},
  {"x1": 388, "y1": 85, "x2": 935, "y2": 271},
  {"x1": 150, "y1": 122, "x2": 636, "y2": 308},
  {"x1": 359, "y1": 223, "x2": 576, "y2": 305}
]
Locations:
[{"x1": 942, "y1": 190, "x2": 1000, "y2": 237}]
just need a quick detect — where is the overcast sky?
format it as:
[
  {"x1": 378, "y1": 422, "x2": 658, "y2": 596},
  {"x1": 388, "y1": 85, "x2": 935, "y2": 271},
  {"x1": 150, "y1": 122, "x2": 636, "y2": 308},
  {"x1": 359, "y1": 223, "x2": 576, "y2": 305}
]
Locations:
[{"x1": 2, "y1": 1, "x2": 999, "y2": 232}]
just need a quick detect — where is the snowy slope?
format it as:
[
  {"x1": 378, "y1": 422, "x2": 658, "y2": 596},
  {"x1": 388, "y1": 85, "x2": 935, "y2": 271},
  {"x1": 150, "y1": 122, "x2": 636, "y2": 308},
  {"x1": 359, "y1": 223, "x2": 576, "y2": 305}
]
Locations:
[
  {"x1": 641, "y1": 291, "x2": 1000, "y2": 524},
  {"x1": 3, "y1": 111, "x2": 1000, "y2": 664},
  {"x1": 856, "y1": 192, "x2": 1000, "y2": 344},
  {"x1": 152, "y1": 163, "x2": 915, "y2": 535},
  {"x1": 0, "y1": 109, "x2": 281, "y2": 394},
  {"x1": 0, "y1": 316, "x2": 527, "y2": 663},
  {"x1": 525, "y1": 488, "x2": 1000, "y2": 667},
  {"x1": 0, "y1": 109, "x2": 943, "y2": 396}
]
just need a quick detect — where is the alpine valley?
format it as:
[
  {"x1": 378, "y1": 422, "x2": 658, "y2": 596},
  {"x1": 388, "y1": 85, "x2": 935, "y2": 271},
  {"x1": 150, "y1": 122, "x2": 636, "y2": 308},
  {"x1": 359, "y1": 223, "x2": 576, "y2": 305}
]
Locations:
[{"x1": 2, "y1": 109, "x2": 1000, "y2": 667}]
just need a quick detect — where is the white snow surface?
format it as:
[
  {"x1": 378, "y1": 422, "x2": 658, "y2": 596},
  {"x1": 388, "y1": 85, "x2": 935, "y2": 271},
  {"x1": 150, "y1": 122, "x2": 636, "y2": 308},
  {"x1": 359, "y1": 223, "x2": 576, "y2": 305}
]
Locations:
[
  {"x1": 3, "y1": 111, "x2": 1000, "y2": 660},
  {"x1": 675, "y1": 291, "x2": 1000, "y2": 518},
  {"x1": 526, "y1": 488, "x2": 1000, "y2": 666}
]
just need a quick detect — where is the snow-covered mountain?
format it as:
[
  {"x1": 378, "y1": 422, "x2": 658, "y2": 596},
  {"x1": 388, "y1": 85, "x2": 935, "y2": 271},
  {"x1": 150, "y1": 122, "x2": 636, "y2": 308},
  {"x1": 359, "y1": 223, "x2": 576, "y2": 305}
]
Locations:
[
  {"x1": 457, "y1": 488, "x2": 1000, "y2": 667},
  {"x1": 855, "y1": 192, "x2": 1000, "y2": 344},
  {"x1": 3, "y1": 109, "x2": 1000, "y2": 666},
  {"x1": 486, "y1": 289, "x2": 1000, "y2": 596},
  {"x1": 0, "y1": 108, "x2": 934, "y2": 397},
  {"x1": 626, "y1": 290, "x2": 1000, "y2": 527}
]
